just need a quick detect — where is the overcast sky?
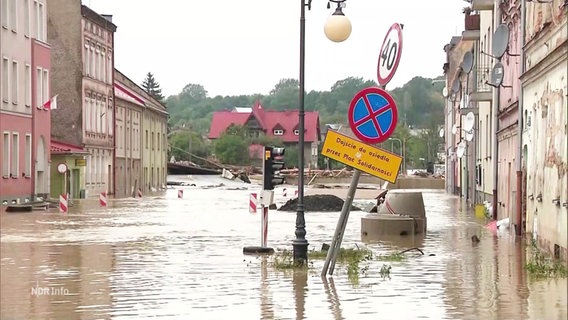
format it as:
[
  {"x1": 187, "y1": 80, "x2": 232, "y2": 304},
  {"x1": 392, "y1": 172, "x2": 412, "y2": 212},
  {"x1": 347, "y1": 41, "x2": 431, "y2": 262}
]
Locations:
[{"x1": 86, "y1": 0, "x2": 466, "y2": 98}]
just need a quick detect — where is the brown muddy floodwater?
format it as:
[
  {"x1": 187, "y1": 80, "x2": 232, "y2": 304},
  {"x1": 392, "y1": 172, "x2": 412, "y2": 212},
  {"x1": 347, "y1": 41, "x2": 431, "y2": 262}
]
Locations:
[{"x1": 1, "y1": 175, "x2": 566, "y2": 320}]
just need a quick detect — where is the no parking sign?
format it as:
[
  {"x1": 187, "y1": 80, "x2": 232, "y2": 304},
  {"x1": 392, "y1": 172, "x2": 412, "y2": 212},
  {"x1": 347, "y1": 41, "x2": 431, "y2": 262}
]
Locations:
[{"x1": 348, "y1": 87, "x2": 398, "y2": 144}]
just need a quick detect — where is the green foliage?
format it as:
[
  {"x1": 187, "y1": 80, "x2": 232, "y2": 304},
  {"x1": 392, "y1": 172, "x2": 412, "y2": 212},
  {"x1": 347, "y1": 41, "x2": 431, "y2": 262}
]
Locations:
[
  {"x1": 168, "y1": 131, "x2": 210, "y2": 162},
  {"x1": 283, "y1": 145, "x2": 299, "y2": 168},
  {"x1": 526, "y1": 239, "x2": 568, "y2": 278},
  {"x1": 269, "y1": 247, "x2": 373, "y2": 272},
  {"x1": 214, "y1": 130, "x2": 250, "y2": 165},
  {"x1": 164, "y1": 75, "x2": 445, "y2": 163},
  {"x1": 141, "y1": 72, "x2": 165, "y2": 102},
  {"x1": 377, "y1": 252, "x2": 406, "y2": 262}
]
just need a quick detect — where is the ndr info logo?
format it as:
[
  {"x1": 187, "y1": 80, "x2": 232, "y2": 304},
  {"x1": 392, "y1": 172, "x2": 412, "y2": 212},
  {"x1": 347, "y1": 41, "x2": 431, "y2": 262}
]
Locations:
[{"x1": 31, "y1": 281, "x2": 70, "y2": 296}]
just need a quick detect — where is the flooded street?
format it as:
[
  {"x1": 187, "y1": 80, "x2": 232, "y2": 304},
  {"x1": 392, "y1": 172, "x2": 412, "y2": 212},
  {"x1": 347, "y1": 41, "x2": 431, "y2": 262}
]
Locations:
[{"x1": 1, "y1": 175, "x2": 566, "y2": 320}]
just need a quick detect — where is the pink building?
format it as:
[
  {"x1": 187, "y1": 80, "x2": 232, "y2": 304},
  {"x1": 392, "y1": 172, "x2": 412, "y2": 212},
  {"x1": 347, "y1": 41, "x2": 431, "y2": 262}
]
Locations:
[
  {"x1": 1, "y1": 0, "x2": 51, "y2": 205},
  {"x1": 495, "y1": 0, "x2": 522, "y2": 221}
]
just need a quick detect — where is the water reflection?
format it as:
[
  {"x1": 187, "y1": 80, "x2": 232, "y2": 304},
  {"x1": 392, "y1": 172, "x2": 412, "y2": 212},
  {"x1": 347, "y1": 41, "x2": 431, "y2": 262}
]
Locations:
[
  {"x1": 1, "y1": 176, "x2": 566, "y2": 319},
  {"x1": 322, "y1": 276, "x2": 343, "y2": 320}
]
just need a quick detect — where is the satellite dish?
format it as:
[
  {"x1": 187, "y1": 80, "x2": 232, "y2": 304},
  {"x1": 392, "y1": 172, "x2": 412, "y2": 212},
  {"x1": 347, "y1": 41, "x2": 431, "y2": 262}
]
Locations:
[
  {"x1": 491, "y1": 62, "x2": 504, "y2": 87},
  {"x1": 456, "y1": 142, "x2": 466, "y2": 158},
  {"x1": 451, "y1": 78, "x2": 461, "y2": 94},
  {"x1": 442, "y1": 87, "x2": 449, "y2": 98},
  {"x1": 465, "y1": 131, "x2": 474, "y2": 141},
  {"x1": 451, "y1": 124, "x2": 458, "y2": 135},
  {"x1": 439, "y1": 128, "x2": 444, "y2": 138},
  {"x1": 464, "y1": 112, "x2": 475, "y2": 131},
  {"x1": 462, "y1": 51, "x2": 474, "y2": 74},
  {"x1": 492, "y1": 24, "x2": 510, "y2": 59}
]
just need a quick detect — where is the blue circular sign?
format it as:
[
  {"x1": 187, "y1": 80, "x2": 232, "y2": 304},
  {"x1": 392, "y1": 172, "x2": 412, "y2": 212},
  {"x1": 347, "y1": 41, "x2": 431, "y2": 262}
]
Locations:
[{"x1": 348, "y1": 87, "x2": 398, "y2": 144}]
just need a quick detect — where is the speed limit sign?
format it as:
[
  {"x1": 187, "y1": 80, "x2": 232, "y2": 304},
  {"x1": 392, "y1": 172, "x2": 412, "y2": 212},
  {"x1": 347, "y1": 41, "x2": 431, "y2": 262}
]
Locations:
[{"x1": 377, "y1": 23, "x2": 403, "y2": 87}]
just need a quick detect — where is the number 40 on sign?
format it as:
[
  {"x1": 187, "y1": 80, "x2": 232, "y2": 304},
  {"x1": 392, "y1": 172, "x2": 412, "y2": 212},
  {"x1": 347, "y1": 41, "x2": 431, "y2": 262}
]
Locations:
[{"x1": 377, "y1": 23, "x2": 403, "y2": 87}]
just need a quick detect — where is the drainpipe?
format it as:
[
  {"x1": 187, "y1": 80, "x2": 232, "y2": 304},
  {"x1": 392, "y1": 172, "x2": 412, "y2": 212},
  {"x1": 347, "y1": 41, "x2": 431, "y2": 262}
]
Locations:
[
  {"x1": 515, "y1": 0, "x2": 526, "y2": 235},
  {"x1": 492, "y1": 0, "x2": 502, "y2": 220}
]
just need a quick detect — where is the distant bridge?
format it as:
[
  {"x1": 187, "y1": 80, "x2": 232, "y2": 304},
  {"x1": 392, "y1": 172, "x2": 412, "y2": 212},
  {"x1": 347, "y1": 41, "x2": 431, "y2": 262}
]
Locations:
[{"x1": 167, "y1": 162, "x2": 221, "y2": 175}]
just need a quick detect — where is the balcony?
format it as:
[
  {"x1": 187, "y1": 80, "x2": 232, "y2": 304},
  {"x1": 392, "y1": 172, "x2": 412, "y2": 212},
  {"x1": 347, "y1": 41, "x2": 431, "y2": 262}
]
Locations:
[
  {"x1": 469, "y1": 65, "x2": 492, "y2": 102},
  {"x1": 465, "y1": 14, "x2": 480, "y2": 30},
  {"x1": 471, "y1": 0, "x2": 494, "y2": 11}
]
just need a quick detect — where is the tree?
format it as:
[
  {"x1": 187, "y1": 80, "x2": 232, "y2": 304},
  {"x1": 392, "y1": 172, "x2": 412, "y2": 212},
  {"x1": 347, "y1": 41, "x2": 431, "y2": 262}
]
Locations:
[
  {"x1": 214, "y1": 133, "x2": 250, "y2": 165},
  {"x1": 142, "y1": 72, "x2": 165, "y2": 102}
]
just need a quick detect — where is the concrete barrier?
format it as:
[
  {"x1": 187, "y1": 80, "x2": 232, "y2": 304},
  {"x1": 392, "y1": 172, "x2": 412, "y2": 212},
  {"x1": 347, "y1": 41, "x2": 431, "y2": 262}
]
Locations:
[
  {"x1": 361, "y1": 190, "x2": 427, "y2": 242},
  {"x1": 285, "y1": 174, "x2": 444, "y2": 189}
]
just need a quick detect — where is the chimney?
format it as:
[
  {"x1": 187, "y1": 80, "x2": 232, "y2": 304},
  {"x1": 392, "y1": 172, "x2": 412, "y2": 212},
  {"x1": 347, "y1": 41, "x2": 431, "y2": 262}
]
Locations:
[{"x1": 101, "y1": 14, "x2": 113, "y2": 22}]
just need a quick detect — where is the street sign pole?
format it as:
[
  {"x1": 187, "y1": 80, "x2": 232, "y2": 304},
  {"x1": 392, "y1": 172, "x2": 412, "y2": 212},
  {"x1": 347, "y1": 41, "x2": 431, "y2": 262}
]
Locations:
[
  {"x1": 323, "y1": 84, "x2": 391, "y2": 277},
  {"x1": 321, "y1": 169, "x2": 361, "y2": 276}
]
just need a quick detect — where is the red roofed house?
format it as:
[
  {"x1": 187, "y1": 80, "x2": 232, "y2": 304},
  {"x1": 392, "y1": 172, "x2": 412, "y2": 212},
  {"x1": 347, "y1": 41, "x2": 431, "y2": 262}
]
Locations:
[{"x1": 208, "y1": 101, "x2": 321, "y2": 168}]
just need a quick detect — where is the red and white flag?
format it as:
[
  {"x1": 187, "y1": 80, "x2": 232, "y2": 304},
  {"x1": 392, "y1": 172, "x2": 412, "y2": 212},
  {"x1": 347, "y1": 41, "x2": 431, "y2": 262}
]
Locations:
[{"x1": 42, "y1": 95, "x2": 58, "y2": 110}]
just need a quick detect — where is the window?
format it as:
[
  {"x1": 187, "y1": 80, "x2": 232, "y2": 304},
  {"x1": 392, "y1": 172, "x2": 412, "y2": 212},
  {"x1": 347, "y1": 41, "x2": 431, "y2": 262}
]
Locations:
[
  {"x1": 96, "y1": 45, "x2": 101, "y2": 80},
  {"x1": 101, "y1": 97, "x2": 107, "y2": 135},
  {"x1": 108, "y1": 98, "x2": 113, "y2": 135},
  {"x1": 84, "y1": 96, "x2": 90, "y2": 131},
  {"x1": 151, "y1": 132, "x2": 154, "y2": 150},
  {"x1": 11, "y1": 133, "x2": 18, "y2": 178},
  {"x1": 25, "y1": 64, "x2": 31, "y2": 106},
  {"x1": 24, "y1": 134, "x2": 31, "y2": 177},
  {"x1": 273, "y1": 129, "x2": 283, "y2": 136},
  {"x1": 11, "y1": 60, "x2": 18, "y2": 104},
  {"x1": 1, "y1": 0, "x2": 7, "y2": 28},
  {"x1": 36, "y1": 1, "x2": 44, "y2": 41},
  {"x1": 485, "y1": 114, "x2": 489, "y2": 158},
  {"x1": 42, "y1": 69, "x2": 48, "y2": 104},
  {"x1": 23, "y1": 0, "x2": 31, "y2": 37},
  {"x1": 9, "y1": 0, "x2": 16, "y2": 32},
  {"x1": 101, "y1": 48, "x2": 106, "y2": 83},
  {"x1": 145, "y1": 130, "x2": 148, "y2": 149},
  {"x1": 96, "y1": 98, "x2": 100, "y2": 133},
  {"x1": 90, "y1": 45, "x2": 95, "y2": 78},
  {"x1": 36, "y1": 67, "x2": 43, "y2": 107},
  {"x1": 84, "y1": 42, "x2": 89, "y2": 74},
  {"x1": 294, "y1": 129, "x2": 300, "y2": 135},
  {"x1": 2, "y1": 57, "x2": 8, "y2": 103},
  {"x1": 24, "y1": 0, "x2": 30, "y2": 36},
  {"x1": 107, "y1": 51, "x2": 112, "y2": 83},
  {"x1": 2, "y1": 133, "x2": 9, "y2": 177}
]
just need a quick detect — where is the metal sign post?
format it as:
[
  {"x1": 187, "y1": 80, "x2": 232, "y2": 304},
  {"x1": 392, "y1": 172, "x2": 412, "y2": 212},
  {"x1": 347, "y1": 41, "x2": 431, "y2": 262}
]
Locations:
[{"x1": 321, "y1": 170, "x2": 361, "y2": 276}]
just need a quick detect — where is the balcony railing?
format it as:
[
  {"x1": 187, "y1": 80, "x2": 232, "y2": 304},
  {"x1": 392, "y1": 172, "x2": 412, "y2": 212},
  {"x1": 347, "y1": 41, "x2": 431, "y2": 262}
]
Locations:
[
  {"x1": 465, "y1": 14, "x2": 480, "y2": 30},
  {"x1": 474, "y1": 65, "x2": 492, "y2": 93},
  {"x1": 468, "y1": 65, "x2": 492, "y2": 102}
]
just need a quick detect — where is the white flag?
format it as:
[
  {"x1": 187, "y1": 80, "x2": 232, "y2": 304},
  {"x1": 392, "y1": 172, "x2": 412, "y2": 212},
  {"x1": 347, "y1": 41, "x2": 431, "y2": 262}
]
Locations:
[{"x1": 42, "y1": 95, "x2": 58, "y2": 110}]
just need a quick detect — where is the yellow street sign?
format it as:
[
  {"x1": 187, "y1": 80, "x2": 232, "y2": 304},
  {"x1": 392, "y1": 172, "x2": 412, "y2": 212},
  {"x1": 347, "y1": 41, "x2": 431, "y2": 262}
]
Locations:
[{"x1": 321, "y1": 130, "x2": 402, "y2": 183}]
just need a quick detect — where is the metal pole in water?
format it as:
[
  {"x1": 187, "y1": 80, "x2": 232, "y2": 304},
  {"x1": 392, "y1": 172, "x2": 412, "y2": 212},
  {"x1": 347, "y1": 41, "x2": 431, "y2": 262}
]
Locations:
[
  {"x1": 261, "y1": 206, "x2": 269, "y2": 247},
  {"x1": 322, "y1": 169, "x2": 361, "y2": 276}
]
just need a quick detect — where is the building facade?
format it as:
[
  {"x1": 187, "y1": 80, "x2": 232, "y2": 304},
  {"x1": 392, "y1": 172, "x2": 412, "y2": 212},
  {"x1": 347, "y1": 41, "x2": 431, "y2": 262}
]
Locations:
[
  {"x1": 47, "y1": 3, "x2": 116, "y2": 197},
  {"x1": 522, "y1": 0, "x2": 567, "y2": 260},
  {"x1": 114, "y1": 70, "x2": 144, "y2": 197},
  {"x1": 1, "y1": 0, "x2": 51, "y2": 204},
  {"x1": 495, "y1": 0, "x2": 522, "y2": 223},
  {"x1": 445, "y1": 0, "x2": 567, "y2": 260},
  {"x1": 141, "y1": 95, "x2": 168, "y2": 193}
]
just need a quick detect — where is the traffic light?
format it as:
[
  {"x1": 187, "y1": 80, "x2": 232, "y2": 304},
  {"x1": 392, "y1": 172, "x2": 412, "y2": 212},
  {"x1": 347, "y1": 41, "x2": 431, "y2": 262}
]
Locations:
[{"x1": 263, "y1": 146, "x2": 286, "y2": 190}]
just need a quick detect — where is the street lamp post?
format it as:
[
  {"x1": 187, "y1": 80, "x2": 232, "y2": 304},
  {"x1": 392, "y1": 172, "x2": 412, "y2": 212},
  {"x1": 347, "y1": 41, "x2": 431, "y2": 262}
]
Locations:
[{"x1": 294, "y1": 0, "x2": 351, "y2": 264}]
